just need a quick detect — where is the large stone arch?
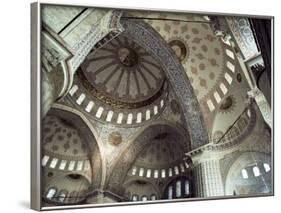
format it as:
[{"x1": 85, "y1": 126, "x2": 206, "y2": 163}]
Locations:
[
  {"x1": 119, "y1": 18, "x2": 208, "y2": 150},
  {"x1": 106, "y1": 123, "x2": 189, "y2": 194},
  {"x1": 48, "y1": 103, "x2": 106, "y2": 189}
]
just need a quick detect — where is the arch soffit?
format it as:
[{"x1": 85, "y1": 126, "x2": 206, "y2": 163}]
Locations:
[
  {"x1": 50, "y1": 103, "x2": 106, "y2": 187},
  {"x1": 106, "y1": 121, "x2": 191, "y2": 192},
  {"x1": 119, "y1": 18, "x2": 208, "y2": 150}
]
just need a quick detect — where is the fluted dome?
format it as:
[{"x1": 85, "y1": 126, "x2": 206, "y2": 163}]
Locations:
[{"x1": 80, "y1": 35, "x2": 165, "y2": 104}]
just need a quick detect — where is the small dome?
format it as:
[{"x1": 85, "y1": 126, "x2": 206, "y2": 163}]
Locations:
[
  {"x1": 42, "y1": 115, "x2": 89, "y2": 159},
  {"x1": 137, "y1": 134, "x2": 185, "y2": 166}
]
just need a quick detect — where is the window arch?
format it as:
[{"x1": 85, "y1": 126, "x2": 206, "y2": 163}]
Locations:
[
  {"x1": 164, "y1": 177, "x2": 192, "y2": 199},
  {"x1": 168, "y1": 168, "x2": 173, "y2": 177},
  {"x1": 174, "y1": 166, "x2": 179, "y2": 175},
  {"x1": 46, "y1": 188, "x2": 56, "y2": 199},
  {"x1": 139, "y1": 168, "x2": 144, "y2": 177},
  {"x1": 225, "y1": 152, "x2": 272, "y2": 196},
  {"x1": 141, "y1": 195, "x2": 148, "y2": 201},
  {"x1": 161, "y1": 169, "x2": 166, "y2": 178},
  {"x1": 154, "y1": 170, "x2": 159, "y2": 178},
  {"x1": 132, "y1": 166, "x2": 137, "y2": 175},
  {"x1": 58, "y1": 191, "x2": 67, "y2": 202},
  {"x1": 132, "y1": 194, "x2": 138, "y2": 201},
  {"x1": 241, "y1": 169, "x2": 248, "y2": 179},
  {"x1": 176, "y1": 180, "x2": 181, "y2": 197},
  {"x1": 184, "y1": 180, "x2": 190, "y2": 195},
  {"x1": 253, "y1": 166, "x2": 261, "y2": 177},
  {"x1": 263, "y1": 163, "x2": 270, "y2": 172},
  {"x1": 146, "y1": 169, "x2": 151, "y2": 178},
  {"x1": 150, "y1": 194, "x2": 157, "y2": 200}
]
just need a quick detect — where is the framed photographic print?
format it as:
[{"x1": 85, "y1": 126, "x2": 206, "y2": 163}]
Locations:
[{"x1": 31, "y1": 1, "x2": 274, "y2": 211}]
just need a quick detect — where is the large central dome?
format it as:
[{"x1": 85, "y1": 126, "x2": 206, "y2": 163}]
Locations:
[{"x1": 80, "y1": 35, "x2": 165, "y2": 103}]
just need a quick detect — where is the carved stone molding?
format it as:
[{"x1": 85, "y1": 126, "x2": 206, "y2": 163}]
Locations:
[
  {"x1": 226, "y1": 17, "x2": 259, "y2": 60},
  {"x1": 119, "y1": 18, "x2": 208, "y2": 150},
  {"x1": 69, "y1": 10, "x2": 124, "y2": 73},
  {"x1": 41, "y1": 29, "x2": 73, "y2": 98}
]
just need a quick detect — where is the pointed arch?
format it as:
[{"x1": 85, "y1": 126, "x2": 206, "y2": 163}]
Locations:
[{"x1": 119, "y1": 18, "x2": 208, "y2": 150}]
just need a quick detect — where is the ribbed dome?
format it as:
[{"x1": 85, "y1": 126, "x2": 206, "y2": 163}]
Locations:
[{"x1": 80, "y1": 35, "x2": 165, "y2": 104}]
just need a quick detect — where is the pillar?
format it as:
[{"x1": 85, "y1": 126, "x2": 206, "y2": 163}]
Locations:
[{"x1": 193, "y1": 159, "x2": 224, "y2": 197}]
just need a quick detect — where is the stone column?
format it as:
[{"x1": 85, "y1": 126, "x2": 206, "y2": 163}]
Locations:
[{"x1": 193, "y1": 160, "x2": 224, "y2": 197}]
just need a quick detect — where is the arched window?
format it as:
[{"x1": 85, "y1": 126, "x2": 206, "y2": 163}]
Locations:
[
  {"x1": 168, "y1": 186, "x2": 173, "y2": 199},
  {"x1": 46, "y1": 188, "x2": 56, "y2": 199},
  {"x1": 146, "y1": 110, "x2": 151, "y2": 120},
  {"x1": 176, "y1": 180, "x2": 181, "y2": 197},
  {"x1": 180, "y1": 164, "x2": 185, "y2": 173},
  {"x1": 42, "y1": 155, "x2": 49, "y2": 167},
  {"x1": 168, "y1": 168, "x2": 173, "y2": 177},
  {"x1": 150, "y1": 194, "x2": 156, "y2": 200},
  {"x1": 139, "y1": 168, "x2": 144, "y2": 177},
  {"x1": 132, "y1": 166, "x2": 137, "y2": 175},
  {"x1": 132, "y1": 195, "x2": 138, "y2": 201},
  {"x1": 59, "y1": 160, "x2": 67, "y2": 170},
  {"x1": 161, "y1": 169, "x2": 166, "y2": 178},
  {"x1": 253, "y1": 166, "x2": 261, "y2": 177},
  {"x1": 263, "y1": 163, "x2": 271, "y2": 172},
  {"x1": 49, "y1": 158, "x2": 58, "y2": 169},
  {"x1": 146, "y1": 169, "x2": 151, "y2": 178},
  {"x1": 174, "y1": 166, "x2": 179, "y2": 175},
  {"x1": 68, "y1": 160, "x2": 76, "y2": 171},
  {"x1": 96, "y1": 106, "x2": 104, "y2": 118},
  {"x1": 58, "y1": 192, "x2": 66, "y2": 202},
  {"x1": 154, "y1": 170, "x2": 159, "y2": 178},
  {"x1": 117, "y1": 113, "x2": 123, "y2": 124},
  {"x1": 106, "y1": 110, "x2": 114, "y2": 122},
  {"x1": 127, "y1": 113, "x2": 133, "y2": 124},
  {"x1": 165, "y1": 178, "x2": 191, "y2": 199},
  {"x1": 141, "y1": 196, "x2": 147, "y2": 201},
  {"x1": 184, "y1": 180, "x2": 190, "y2": 195},
  {"x1": 241, "y1": 169, "x2": 248, "y2": 179}
]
